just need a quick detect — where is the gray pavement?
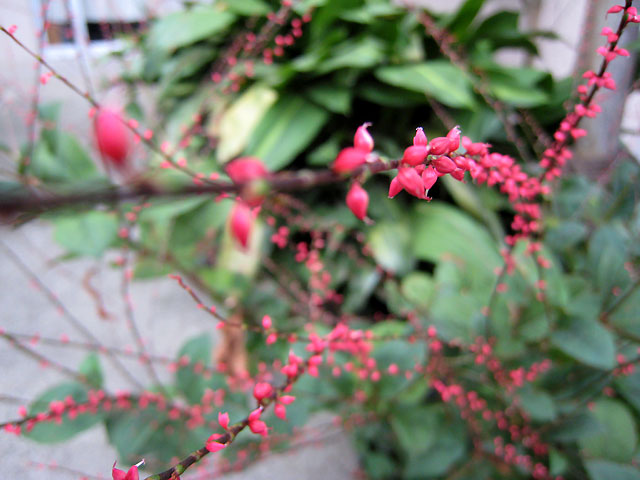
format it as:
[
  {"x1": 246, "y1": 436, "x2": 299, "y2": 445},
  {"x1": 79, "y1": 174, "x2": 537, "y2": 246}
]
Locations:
[{"x1": 0, "y1": 222, "x2": 357, "y2": 479}]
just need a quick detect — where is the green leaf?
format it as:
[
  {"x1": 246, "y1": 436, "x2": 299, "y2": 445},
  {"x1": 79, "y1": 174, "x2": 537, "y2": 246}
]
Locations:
[
  {"x1": 175, "y1": 334, "x2": 212, "y2": 404},
  {"x1": 148, "y1": 7, "x2": 236, "y2": 52},
  {"x1": 391, "y1": 406, "x2": 437, "y2": 455},
  {"x1": 616, "y1": 371, "x2": 640, "y2": 415},
  {"x1": 401, "y1": 272, "x2": 435, "y2": 309},
  {"x1": 25, "y1": 382, "x2": 102, "y2": 443},
  {"x1": 306, "y1": 84, "x2": 352, "y2": 115},
  {"x1": 317, "y1": 36, "x2": 385, "y2": 74},
  {"x1": 551, "y1": 317, "x2": 616, "y2": 370},
  {"x1": 519, "y1": 389, "x2": 557, "y2": 422},
  {"x1": 368, "y1": 221, "x2": 415, "y2": 275},
  {"x1": 53, "y1": 211, "x2": 119, "y2": 257},
  {"x1": 220, "y1": 0, "x2": 270, "y2": 15},
  {"x1": 31, "y1": 132, "x2": 101, "y2": 183},
  {"x1": 443, "y1": 0, "x2": 484, "y2": 39},
  {"x1": 579, "y1": 399, "x2": 638, "y2": 463},
  {"x1": 586, "y1": 460, "x2": 640, "y2": 480},
  {"x1": 216, "y1": 84, "x2": 277, "y2": 163},
  {"x1": 546, "y1": 221, "x2": 588, "y2": 251},
  {"x1": 404, "y1": 413, "x2": 466, "y2": 477},
  {"x1": 79, "y1": 354, "x2": 103, "y2": 389},
  {"x1": 376, "y1": 61, "x2": 475, "y2": 108},
  {"x1": 411, "y1": 202, "x2": 501, "y2": 291},
  {"x1": 245, "y1": 95, "x2": 329, "y2": 170},
  {"x1": 489, "y1": 81, "x2": 549, "y2": 107},
  {"x1": 343, "y1": 268, "x2": 381, "y2": 313}
]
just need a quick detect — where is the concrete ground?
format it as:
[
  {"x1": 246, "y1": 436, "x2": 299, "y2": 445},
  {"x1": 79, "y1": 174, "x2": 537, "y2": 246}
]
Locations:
[{"x1": 0, "y1": 222, "x2": 358, "y2": 479}]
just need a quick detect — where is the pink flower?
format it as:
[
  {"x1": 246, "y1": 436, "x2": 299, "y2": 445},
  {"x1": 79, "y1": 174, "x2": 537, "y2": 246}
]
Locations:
[
  {"x1": 112, "y1": 463, "x2": 139, "y2": 480},
  {"x1": 388, "y1": 176, "x2": 403, "y2": 198},
  {"x1": 225, "y1": 157, "x2": 268, "y2": 184},
  {"x1": 94, "y1": 108, "x2": 131, "y2": 169},
  {"x1": 401, "y1": 145, "x2": 428, "y2": 166},
  {"x1": 332, "y1": 147, "x2": 368, "y2": 173},
  {"x1": 397, "y1": 167, "x2": 425, "y2": 198},
  {"x1": 205, "y1": 433, "x2": 227, "y2": 452},
  {"x1": 229, "y1": 200, "x2": 253, "y2": 249},
  {"x1": 353, "y1": 123, "x2": 374, "y2": 152},
  {"x1": 261, "y1": 315, "x2": 272, "y2": 329},
  {"x1": 218, "y1": 411, "x2": 230, "y2": 430},
  {"x1": 346, "y1": 182, "x2": 369, "y2": 220},
  {"x1": 413, "y1": 127, "x2": 428, "y2": 146},
  {"x1": 432, "y1": 156, "x2": 457, "y2": 174},
  {"x1": 253, "y1": 382, "x2": 273, "y2": 402}
]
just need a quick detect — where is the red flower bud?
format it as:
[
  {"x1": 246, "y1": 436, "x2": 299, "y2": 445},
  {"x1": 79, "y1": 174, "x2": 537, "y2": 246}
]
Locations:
[
  {"x1": 413, "y1": 127, "x2": 428, "y2": 146},
  {"x1": 397, "y1": 167, "x2": 425, "y2": 198},
  {"x1": 607, "y1": 5, "x2": 624, "y2": 14},
  {"x1": 332, "y1": 147, "x2": 368, "y2": 173},
  {"x1": 229, "y1": 200, "x2": 253, "y2": 249},
  {"x1": 94, "y1": 108, "x2": 130, "y2": 169},
  {"x1": 388, "y1": 176, "x2": 403, "y2": 198},
  {"x1": 353, "y1": 122, "x2": 374, "y2": 152},
  {"x1": 432, "y1": 156, "x2": 457, "y2": 174},
  {"x1": 225, "y1": 157, "x2": 268, "y2": 184},
  {"x1": 274, "y1": 403, "x2": 287, "y2": 420},
  {"x1": 253, "y1": 382, "x2": 274, "y2": 402},
  {"x1": 401, "y1": 145, "x2": 428, "y2": 166},
  {"x1": 446, "y1": 126, "x2": 461, "y2": 151},
  {"x1": 429, "y1": 136, "x2": 450, "y2": 155},
  {"x1": 218, "y1": 411, "x2": 230, "y2": 430},
  {"x1": 112, "y1": 463, "x2": 139, "y2": 480},
  {"x1": 261, "y1": 315, "x2": 272, "y2": 329},
  {"x1": 346, "y1": 182, "x2": 369, "y2": 220},
  {"x1": 451, "y1": 168, "x2": 465, "y2": 181},
  {"x1": 422, "y1": 167, "x2": 438, "y2": 191}
]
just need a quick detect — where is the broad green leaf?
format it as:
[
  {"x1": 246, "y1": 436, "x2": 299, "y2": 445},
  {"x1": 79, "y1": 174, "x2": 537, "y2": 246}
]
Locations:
[
  {"x1": 616, "y1": 371, "x2": 640, "y2": 415},
  {"x1": 401, "y1": 272, "x2": 434, "y2": 309},
  {"x1": 317, "y1": 37, "x2": 385, "y2": 74},
  {"x1": 551, "y1": 317, "x2": 616, "y2": 370},
  {"x1": 368, "y1": 221, "x2": 415, "y2": 275},
  {"x1": 31, "y1": 132, "x2": 101, "y2": 183},
  {"x1": 343, "y1": 268, "x2": 381, "y2": 313},
  {"x1": 519, "y1": 389, "x2": 557, "y2": 422},
  {"x1": 376, "y1": 61, "x2": 475, "y2": 108},
  {"x1": 489, "y1": 81, "x2": 549, "y2": 107},
  {"x1": 220, "y1": 0, "x2": 270, "y2": 15},
  {"x1": 175, "y1": 334, "x2": 212, "y2": 404},
  {"x1": 216, "y1": 84, "x2": 277, "y2": 163},
  {"x1": 579, "y1": 400, "x2": 638, "y2": 463},
  {"x1": 245, "y1": 95, "x2": 329, "y2": 170},
  {"x1": 25, "y1": 382, "x2": 101, "y2": 443},
  {"x1": 306, "y1": 84, "x2": 352, "y2": 114},
  {"x1": 53, "y1": 211, "x2": 119, "y2": 257},
  {"x1": 148, "y1": 7, "x2": 236, "y2": 52},
  {"x1": 390, "y1": 406, "x2": 437, "y2": 455},
  {"x1": 443, "y1": 0, "x2": 484, "y2": 39},
  {"x1": 586, "y1": 460, "x2": 640, "y2": 480},
  {"x1": 411, "y1": 202, "x2": 501, "y2": 291}
]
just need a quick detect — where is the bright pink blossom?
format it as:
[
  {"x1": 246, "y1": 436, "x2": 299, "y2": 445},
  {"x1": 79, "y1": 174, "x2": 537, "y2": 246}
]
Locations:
[
  {"x1": 229, "y1": 200, "x2": 253, "y2": 249},
  {"x1": 332, "y1": 147, "x2": 368, "y2": 173},
  {"x1": 353, "y1": 123, "x2": 374, "y2": 152},
  {"x1": 346, "y1": 182, "x2": 369, "y2": 220}
]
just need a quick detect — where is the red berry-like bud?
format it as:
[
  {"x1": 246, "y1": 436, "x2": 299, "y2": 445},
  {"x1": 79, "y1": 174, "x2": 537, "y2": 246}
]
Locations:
[
  {"x1": 607, "y1": 5, "x2": 624, "y2": 14},
  {"x1": 94, "y1": 108, "x2": 130, "y2": 169},
  {"x1": 413, "y1": 127, "x2": 428, "y2": 146},
  {"x1": 353, "y1": 122, "x2": 374, "y2": 152},
  {"x1": 218, "y1": 411, "x2": 230, "y2": 430},
  {"x1": 261, "y1": 315, "x2": 272, "y2": 329},
  {"x1": 401, "y1": 145, "x2": 428, "y2": 166},
  {"x1": 422, "y1": 167, "x2": 438, "y2": 191},
  {"x1": 229, "y1": 200, "x2": 253, "y2": 249},
  {"x1": 274, "y1": 403, "x2": 287, "y2": 420},
  {"x1": 225, "y1": 157, "x2": 268, "y2": 184},
  {"x1": 346, "y1": 182, "x2": 369, "y2": 220},
  {"x1": 112, "y1": 463, "x2": 139, "y2": 480},
  {"x1": 432, "y1": 156, "x2": 457, "y2": 174},
  {"x1": 388, "y1": 176, "x2": 403, "y2": 198},
  {"x1": 253, "y1": 382, "x2": 274, "y2": 402},
  {"x1": 429, "y1": 136, "x2": 450, "y2": 155},
  {"x1": 446, "y1": 126, "x2": 461, "y2": 151},
  {"x1": 332, "y1": 147, "x2": 368, "y2": 173},
  {"x1": 451, "y1": 168, "x2": 465, "y2": 181},
  {"x1": 397, "y1": 167, "x2": 425, "y2": 198}
]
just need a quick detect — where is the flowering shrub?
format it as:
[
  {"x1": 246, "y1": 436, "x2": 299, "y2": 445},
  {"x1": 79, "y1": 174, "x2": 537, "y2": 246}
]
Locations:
[{"x1": 1, "y1": 1, "x2": 640, "y2": 479}]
